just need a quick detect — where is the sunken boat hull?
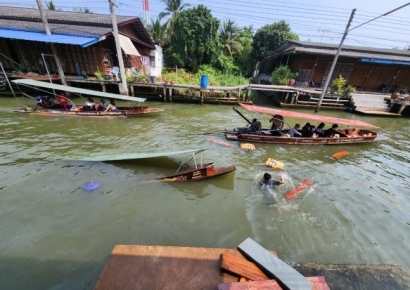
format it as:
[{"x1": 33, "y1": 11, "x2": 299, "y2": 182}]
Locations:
[{"x1": 158, "y1": 163, "x2": 236, "y2": 182}]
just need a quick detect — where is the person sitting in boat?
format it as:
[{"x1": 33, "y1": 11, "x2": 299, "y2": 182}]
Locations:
[
  {"x1": 56, "y1": 92, "x2": 70, "y2": 110},
  {"x1": 314, "y1": 122, "x2": 326, "y2": 137},
  {"x1": 259, "y1": 173, "x2": 284, "y2": 189},
  {"x1": 83, "y1": 97, "x2": 95, "y2": 111},
  {"x1": 305, "y1": 125, "x2": 317, "y2": 137},
  {"x1": 105, "y1": 99, "x2": 120, "y2": 112},
  {"x1": 250, "y1": 118, "x2": 262, "y2": 132},
  {"x1": 324, "y1": 124, "x2": 339, "y2": 137},
  {"x1": 35, "y1": 95, "x2": 54, "y2": 108},
  {"x1": 269, "y1": 114, "x2": 284, "y2": 135},
  {"x1": 289, "y1": 123, "x2": 302, "y2": 137},
  {"x1": 97, "y1": 98, "x2": 107, "y2": 111},
  {"x1": 301, "y1": 122, "x2": 312, "y2": 136}
]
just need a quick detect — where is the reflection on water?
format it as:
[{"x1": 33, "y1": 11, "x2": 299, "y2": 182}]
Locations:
[{"x1": 0, "y1": 97, "x2": 409, "y2": 289}]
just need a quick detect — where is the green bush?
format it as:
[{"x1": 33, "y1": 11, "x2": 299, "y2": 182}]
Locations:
[
  {"x1": 331, "y1": 75, "x2": 355, "y2": 96},
  {"x1": 161, "y1": 65, "x2": 248, "y2": 87},
  {"x1": 331, "y1": 75, "x2": 346, "y2": 94},
  {"x1": 272, "y1": 65, "x2": 291, "y2": 85}
]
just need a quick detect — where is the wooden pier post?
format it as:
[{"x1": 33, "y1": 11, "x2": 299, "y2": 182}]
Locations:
[
  {"x1": 102, "y1": 84, "x2": 107, "y2": 92},
  {"x1": 168, "y1": 87, "x2": 173, "y2": 103},
  {"x1": 200, "y1": 90, "x2": 204, "y2": 104},
  {"x1": 163, "y1": 86, "x2": 167, "y2": 102},
  {"x1": 129, "y1": 85, "x2": 134, "y2": 96}
]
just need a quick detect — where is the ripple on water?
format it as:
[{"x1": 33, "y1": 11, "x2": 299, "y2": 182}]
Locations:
[{"x1": 0, "y1": 101, "x2": 410, "y2": 290}]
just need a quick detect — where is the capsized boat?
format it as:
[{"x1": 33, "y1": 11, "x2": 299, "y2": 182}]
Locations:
[
  {"x1": 157, "y1": 149, "x2": 236, "y2": 182},
  {"x1": 225, "y1": 103, "x2": 382, "y2": 145},
  {"x1": 11, "y1": 79, "x2": 164, "y2": 117},
  {"x1": 70, "y1": 148, "x2": 236, "y2": 182}
]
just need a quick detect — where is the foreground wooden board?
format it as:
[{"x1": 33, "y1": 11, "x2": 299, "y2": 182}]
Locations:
[
  {"x1": 238, "y1": 238, "x2": 312, "y2": 290},
  {"x1": 221, "y1": 252, "x2": 269, "y2": 281},
  {"x1": 218, "y1": 276, "x2": 330, "y2": 290},
  {"x1": 93, "y1": 245, "x2": 410, "y2": 290},
  {"x1": 94, "y1": 245, "x2": 250, "y2": 290}
]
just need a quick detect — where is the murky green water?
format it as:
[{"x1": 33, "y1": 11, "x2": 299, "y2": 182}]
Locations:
[{"x1": 0, "y1": 96, "x2": 409, "y2": 290}]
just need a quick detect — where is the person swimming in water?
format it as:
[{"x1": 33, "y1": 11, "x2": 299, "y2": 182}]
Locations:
[{"x1": 259, "y1": 173, "x2": 284, "y2": 188}]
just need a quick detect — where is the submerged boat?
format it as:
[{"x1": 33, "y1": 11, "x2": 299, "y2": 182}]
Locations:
[
  {"x1": 71, "y1": 148, "x2": 236, "y2": 182},
  {"x1": 11, "y1": 79, "x2": 164, "y2": 117},
  {"x1": 157, "y1": 150, "x2": 236, "y2": 182},
  {"x1": 225, "y1": 103, "x2": 381, "y2": 145}
]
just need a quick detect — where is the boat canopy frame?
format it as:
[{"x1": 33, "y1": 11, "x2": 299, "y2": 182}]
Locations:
[
  {"x1": 174, "y1": 149, "x2": 208, "y2": 175},
  {"x1": 12, "y1": 79, "x2": 146, "y2": 103}
]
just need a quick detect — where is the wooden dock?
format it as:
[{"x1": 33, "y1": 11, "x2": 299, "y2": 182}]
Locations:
[
  {"x1": 351, "y1": 93, "x2": 403, "y2": 116},
  {"x1": 48, "y1": 77, "x2": 410, "y2": 115}
]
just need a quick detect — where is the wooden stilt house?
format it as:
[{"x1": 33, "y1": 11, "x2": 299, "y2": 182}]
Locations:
[
  {"x1": 0, "y1": 6, "x2": 157, "y2": 79},
  {"x1": 256, "y1": 40, "x2": 410, "y2": 93}
]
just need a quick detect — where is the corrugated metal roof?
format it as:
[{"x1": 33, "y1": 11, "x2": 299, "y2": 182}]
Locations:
[
  {"x1": 276, "y1": 40, "x2": 410, "y2": 58},
  {"x1": 0, "y1": 19, "x2": 109, "y2": 37},
  {"x1": 0, "y1": 28, "x2": 98, "y2": 47},
  {"x1": 0, "y1": 6, "x2": 135, "y2": 26},
  {"x1": 294, "y1": 47, "x2": 410, "y2": 62},
  {"x1": 0, "y1": 6, "x2": 154, "y2": 48}
]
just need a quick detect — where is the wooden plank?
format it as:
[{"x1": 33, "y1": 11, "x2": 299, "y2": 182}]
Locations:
[
  {"x1": 206, "y1": 138, "x2": 231, "y2": 147},
  {"x1": 218, "y1": 279, "x2": 282, "y2": 290},
  {"x1": 285, "y1": 179, "x2": 313, "y2": 200},
  {"x1": 237, "y1": 238, "x2": 313, "y2": 290},
  {"x1": 309, "y1": 98, "x2": 341, "y2": 102},
  {"x1": 296, "y1": 101, "x2": 344, "y2": 106},
  {"x1": 218, "y1": 277, "x2": 330, "y2": 290},
  {"x1": 332, "y1": 151, "x2": 349, "y2": 159},
  {"x1": 221, "y1": 252, "x2": 269, "y2": 281}
]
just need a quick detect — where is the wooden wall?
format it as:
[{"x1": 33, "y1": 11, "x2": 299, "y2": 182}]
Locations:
[{"x1": 285, "y1": 53, "x2": 410, "y2": 91}]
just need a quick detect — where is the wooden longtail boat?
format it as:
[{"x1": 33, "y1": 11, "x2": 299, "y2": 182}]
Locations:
[
  {"x1": 71, "y1": 149, "x2": 236, "y2": 182},
  {"x1": 11, "y1": 79, "x2": 164, "y2": 117},
  {"x1": 158, "y1": 162, "x2": 236, "y2": 182},
  {"x1": 225, "y1": 103, "x2": 382, "y2": 145},
  {"x1": 157, "y1": 149, "x2": 236, "y2": 182}
]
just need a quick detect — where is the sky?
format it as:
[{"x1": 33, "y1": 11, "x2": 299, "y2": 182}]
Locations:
[{"x1": 2, "y1": 0, "x2": 410, "y2": 49}]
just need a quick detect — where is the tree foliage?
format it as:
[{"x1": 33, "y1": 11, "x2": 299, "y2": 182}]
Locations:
[
  {"x1": 73, "y1": 7, "x2": 92, "y2": 13},
  {"x1": 148, "y1": 17, "x2": 168, "y2": 46},
  {"x1": 45, "y1": 1, "x2": 56, "y2": 10},
  {"x1": 233, "y1": 26, "x2": 254, "y2": 77},
  {"x1": 165, "y1": 5, "x2": 219, "y2": 73},
  {"x1": 219, "y1": 19, "x2": 242, "y2": 58},
  {"x1": 159, "y1": 0, "x2": 190, "y2": 42},
  {"x1": 250, "y1": 21, "x2": 298, "y2": 65}
]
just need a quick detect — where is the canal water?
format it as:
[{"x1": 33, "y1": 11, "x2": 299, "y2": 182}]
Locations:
[{"x1": 0, "y1": 96, "x2": 409, "y2": 290}]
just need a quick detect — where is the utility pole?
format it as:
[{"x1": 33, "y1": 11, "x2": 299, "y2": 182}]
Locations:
[
  {"x1": 35, "y1": 0, "x2": 67, "y2": 86},
  {"x1": 315, "y1": 2, "x2": 410, "y2": 113},
  {"x1": 109, "y1": 0, "x2": 128, "y2": 95},
  {"x1": 315, "y1": 9, "x2": 355, "y2": 113}
]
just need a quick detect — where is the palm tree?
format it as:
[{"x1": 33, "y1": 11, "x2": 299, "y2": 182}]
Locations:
[
  {"x1": 45, "y1": 0, "x2": 56, "y2": 10},
  {"x1": 159, "y1": 0, "x2": 190, "y2": 40},
  {"x1": 219, "y1": 19, "x2": 243, "y2": 58},
  {"x1": 147, "y1": 17, "x2": 168, "y2": 47}
]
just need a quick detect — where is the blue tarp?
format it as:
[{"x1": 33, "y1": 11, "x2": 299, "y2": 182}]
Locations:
[
  {"x1": 361, "y1": 57, "x2": 410, "y2": 66},
  {"x1": 0, "y1": 28, "x2": 99, "y2": 47}
]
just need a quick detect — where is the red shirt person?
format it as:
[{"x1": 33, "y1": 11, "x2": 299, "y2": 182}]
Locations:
[{"x1": 56, "y1": 93, "x2": 70, "y2": 110}]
